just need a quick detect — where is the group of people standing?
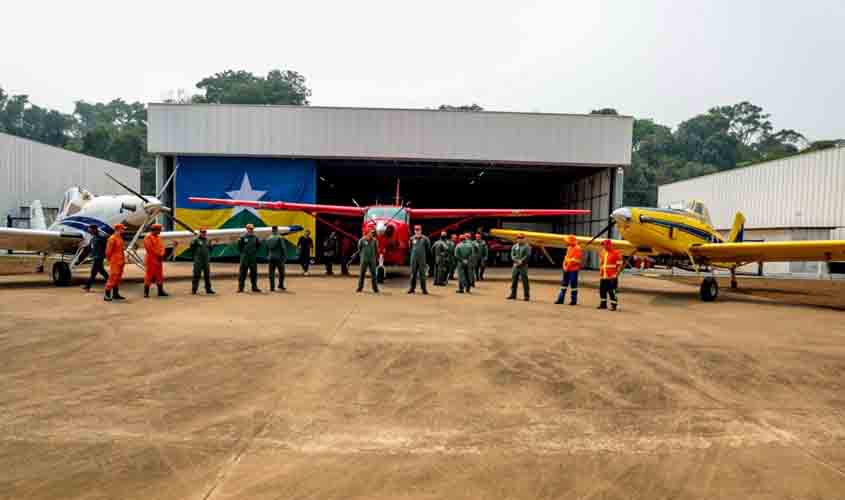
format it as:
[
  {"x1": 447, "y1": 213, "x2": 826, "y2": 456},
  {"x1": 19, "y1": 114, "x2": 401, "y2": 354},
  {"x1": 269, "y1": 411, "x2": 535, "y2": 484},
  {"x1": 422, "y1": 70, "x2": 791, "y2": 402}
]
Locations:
[{"x1": 84, "y1": 221, "x2": 623, "y2": 310}]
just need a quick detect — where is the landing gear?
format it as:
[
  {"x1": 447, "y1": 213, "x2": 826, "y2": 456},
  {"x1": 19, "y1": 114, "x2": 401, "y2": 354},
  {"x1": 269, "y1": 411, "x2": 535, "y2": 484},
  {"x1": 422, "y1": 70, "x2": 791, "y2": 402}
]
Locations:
[
  {"x1": 376, "y1": 266, "x2": 386, "y2": 283},
  {"x1": 52, "y1": 261, "x2": 72, "y2": 286},
  {"x1": 730, "y1": 268, "x2": 738, "y2": 289},
  {"x1": 700, "y1": 276, "x2": 719, "y2": 302}
]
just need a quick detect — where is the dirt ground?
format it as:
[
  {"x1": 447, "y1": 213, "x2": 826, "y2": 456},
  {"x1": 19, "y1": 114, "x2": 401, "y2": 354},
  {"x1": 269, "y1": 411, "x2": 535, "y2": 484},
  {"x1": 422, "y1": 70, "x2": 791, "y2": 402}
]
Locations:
[{"x1": 1, "y1": 260, "x2": 844, "y2": 499}]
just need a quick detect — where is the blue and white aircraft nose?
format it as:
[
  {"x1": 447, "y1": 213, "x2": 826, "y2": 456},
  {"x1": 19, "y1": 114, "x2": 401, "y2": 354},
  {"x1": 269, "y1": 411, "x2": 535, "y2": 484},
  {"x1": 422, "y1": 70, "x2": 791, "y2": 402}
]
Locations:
[{"x1": 611, "y1": 207, "x2": 632, "y2": 223}]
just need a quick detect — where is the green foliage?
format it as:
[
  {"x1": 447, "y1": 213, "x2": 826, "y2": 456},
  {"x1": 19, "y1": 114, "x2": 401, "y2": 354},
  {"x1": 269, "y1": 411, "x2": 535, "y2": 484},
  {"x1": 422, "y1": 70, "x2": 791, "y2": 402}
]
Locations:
[
  {"x1": 194, "y1": 69, "x2": 311, "y2": 105},
  {"x1": 438, "y1": 104, "x2": 484, "y2": 111},
  {"x1": 590, "y1": 108, "x2": 619, "y2": 115}
]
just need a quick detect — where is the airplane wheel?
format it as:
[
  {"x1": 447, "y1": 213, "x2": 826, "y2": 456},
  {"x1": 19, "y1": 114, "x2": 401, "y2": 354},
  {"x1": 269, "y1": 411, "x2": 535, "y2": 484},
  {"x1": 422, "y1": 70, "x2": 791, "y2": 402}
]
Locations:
[
  {"x1": 52, "y1": 262, "x2": 72, "y2": 287},
  {"x1": 700, "y1": 277, "x2": 718, "y2": 302},
  {"x1": 376, "y1": 266, "x2": 385, "y2": 283}
]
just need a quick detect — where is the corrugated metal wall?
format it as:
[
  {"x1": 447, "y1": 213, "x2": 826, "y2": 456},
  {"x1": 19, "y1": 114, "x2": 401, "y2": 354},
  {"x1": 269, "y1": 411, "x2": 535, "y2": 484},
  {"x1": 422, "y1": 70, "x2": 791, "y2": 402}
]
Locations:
[
  {"x1": 148, "y1": 104, "x2": 633, "y2": 167},
  {"x1": 0, "y1": 132, "x2": 139, "y2": 219},
  {"x1": 658, "y1": 147, "x2": 845, "y2": 230}
]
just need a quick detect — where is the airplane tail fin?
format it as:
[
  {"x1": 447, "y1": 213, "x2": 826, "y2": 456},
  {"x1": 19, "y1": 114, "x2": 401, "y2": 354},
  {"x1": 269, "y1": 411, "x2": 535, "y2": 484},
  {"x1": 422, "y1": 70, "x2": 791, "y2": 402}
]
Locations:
[
  {"x1": 30, "y1": 200, "x2": 47, "y2": 230},
  {"x1": 728, "y1": 212, "x2": 745, "y2": 242}
]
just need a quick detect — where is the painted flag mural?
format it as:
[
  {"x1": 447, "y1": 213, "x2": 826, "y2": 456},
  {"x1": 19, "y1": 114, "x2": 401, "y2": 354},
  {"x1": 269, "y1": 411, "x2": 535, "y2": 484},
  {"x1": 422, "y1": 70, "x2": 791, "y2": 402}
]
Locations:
[{"x1": 174, "y1": 156, "x2": 316, "y2": 260}]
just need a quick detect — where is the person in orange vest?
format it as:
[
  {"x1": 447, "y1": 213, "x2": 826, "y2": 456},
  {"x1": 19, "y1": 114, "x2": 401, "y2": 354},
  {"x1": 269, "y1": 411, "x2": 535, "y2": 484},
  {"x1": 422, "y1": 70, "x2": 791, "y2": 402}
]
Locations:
[
  {"x1": 598, "y1": 239, "x2": 623, "y2": 311},
  {"x1": 143, "y1": 223, "x2": 169, "y2": 298},
  {"x1": 555, "y1": 235, "x2": 583, "y2": 305},
  {"x1": 104, "y1": 223, "x2": 126, "y2": 302}
]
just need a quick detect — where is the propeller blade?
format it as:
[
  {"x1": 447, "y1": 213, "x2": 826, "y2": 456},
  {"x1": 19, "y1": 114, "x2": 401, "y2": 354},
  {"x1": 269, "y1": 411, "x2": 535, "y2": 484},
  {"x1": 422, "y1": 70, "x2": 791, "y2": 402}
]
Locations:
[
  {"x1": 106, "y1": 173, "x2": 150, "y2": 203},
  {"x1": 585, "y1": 220, "x2": 615, "y2": 248},
  {"x1": 156, "y1": 164, "x2": 179, "y2": 200},
  {"x1": 162, "y1": 210, "x2": 196, "y2": 234}
]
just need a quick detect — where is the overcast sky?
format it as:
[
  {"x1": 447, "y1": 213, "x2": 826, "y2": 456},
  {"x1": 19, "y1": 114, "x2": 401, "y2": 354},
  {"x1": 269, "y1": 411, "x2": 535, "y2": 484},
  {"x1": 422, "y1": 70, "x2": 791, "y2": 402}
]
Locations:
[{"x1": 2, "y1": 0, "x2": 843, "y2": 140}]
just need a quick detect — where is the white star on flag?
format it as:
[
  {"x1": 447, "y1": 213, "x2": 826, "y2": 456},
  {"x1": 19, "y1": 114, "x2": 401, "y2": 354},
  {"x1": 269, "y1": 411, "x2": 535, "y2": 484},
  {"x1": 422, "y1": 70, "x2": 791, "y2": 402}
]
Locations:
[{"x1": 226, "y1": 173, "x2": 267, "y2": 217}]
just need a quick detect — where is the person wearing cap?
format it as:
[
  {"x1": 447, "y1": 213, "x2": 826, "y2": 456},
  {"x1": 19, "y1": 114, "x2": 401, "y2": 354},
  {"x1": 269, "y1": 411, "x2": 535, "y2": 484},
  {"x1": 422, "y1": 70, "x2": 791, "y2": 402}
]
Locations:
[
  {"x1": 82, "y1": 224, "x2": 109, "y2": 291},
  {"x1": 189, "y1": 227, "x2": 215, "y2": 295},
  {"x1": 237, "y1": 223, "x2": 262, "y2": 293},
  {"x1": 356, "y1": 228, "x2": 379, "y2": 293},
  {"x1": 598, "y1": 239, "x2": 623, "y2": 311},
  {"x1": 555, "y1": 235, "x2": 583, "y2": 305},
  {"x1": 447, "y1": 234, "x2": 458, "y2": 282},
  {"x1": 104, "y1": 223, "x2": 126, "y2": 301},
  {"x1": 507, "y1": 233, "x2": 531, "y2": 301},
  {"x1": 143, "y1": 223, "x2": 168, "y2": 298},
  {"x1": 475, "y1": 232, "x2": 489, "y2": 281},
  {"x1": 454, "y1": 233, "x2": 474, "y2": 294},
  {"x1": 407, "y1": 224, "x2": 431, "y2": 294},
  {"x1": 265, "y1": 225, "x2": 287, "y2": 291},
  {"x1": 431, "y1": 231, "x2": 450, "y2": 286},
  {"x1": 297, "y1": 229, "x2": 314, "y2": 276}
]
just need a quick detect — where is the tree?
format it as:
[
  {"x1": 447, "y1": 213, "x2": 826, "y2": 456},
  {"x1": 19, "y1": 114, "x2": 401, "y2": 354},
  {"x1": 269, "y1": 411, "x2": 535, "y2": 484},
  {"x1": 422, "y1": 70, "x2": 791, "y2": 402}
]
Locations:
[
  {"x1": 194, "y1": 69, "x2": 311, "y2": 105},
  {"x1": 590, "y1": 108, "x2": 619, "y2": 115},
  {"x1": 438, "y1": 104, "x2": 484, "y2": 111},
  {"x1": 709, "y1": 101, "x2": 772, "y2": 147}
]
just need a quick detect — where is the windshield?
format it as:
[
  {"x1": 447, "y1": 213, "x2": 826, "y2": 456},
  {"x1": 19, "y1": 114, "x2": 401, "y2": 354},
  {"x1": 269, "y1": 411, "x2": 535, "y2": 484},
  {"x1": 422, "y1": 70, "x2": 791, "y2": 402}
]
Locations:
[
  {"x1": 685, "y1": 200, "x2": 712, "y2": 225},
  {"x1": 366, "y1": 206, "x2": 408, "y2": 222}
]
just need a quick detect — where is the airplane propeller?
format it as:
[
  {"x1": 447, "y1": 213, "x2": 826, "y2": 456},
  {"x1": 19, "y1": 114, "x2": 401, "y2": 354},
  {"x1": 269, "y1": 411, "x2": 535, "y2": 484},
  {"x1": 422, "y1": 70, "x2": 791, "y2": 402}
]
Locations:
[
  {"x1": 105, "y1": 172, "x2": 196, "y2": 234},
  {"x1": 584, "y1": 219, "x2": 615, "y2": 248}
]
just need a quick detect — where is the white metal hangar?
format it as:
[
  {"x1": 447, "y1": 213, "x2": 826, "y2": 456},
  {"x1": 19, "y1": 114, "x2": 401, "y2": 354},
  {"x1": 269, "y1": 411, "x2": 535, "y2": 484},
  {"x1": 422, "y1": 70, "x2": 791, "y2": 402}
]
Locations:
[
  {"x1": 0, "y1": 132, "x2": 139, "y2": 228},
  {"x1": 147, "y1": 103, "x2": 633, "y2": 264},
  {"x1": 659, "y1": 146, "x2": 845, "y2": 276}
]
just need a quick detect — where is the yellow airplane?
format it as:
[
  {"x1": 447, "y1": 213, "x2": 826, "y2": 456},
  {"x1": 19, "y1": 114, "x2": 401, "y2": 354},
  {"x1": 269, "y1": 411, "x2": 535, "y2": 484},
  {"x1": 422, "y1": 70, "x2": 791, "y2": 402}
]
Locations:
[{"x1": 490, "y1": 200, "x2": 845, "y2": 301}]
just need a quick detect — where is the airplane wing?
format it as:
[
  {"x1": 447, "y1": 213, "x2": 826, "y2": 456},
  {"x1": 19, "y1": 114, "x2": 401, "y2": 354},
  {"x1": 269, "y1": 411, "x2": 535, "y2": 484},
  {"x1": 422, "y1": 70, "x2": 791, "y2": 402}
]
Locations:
[
  {"x1": 489, "y1": 228, "x2": 640, "y2": 255},
  {"x1": 188, "y1": 197, "x2": 366, "y2": 217},
  {"x1": 0, "y1": 227, "x2": 83, "y2": 253},
  {"x1": 143, "y1": 225, "x2": 304, "y2": 250},
  {"x1": 408, "y1": 208, "x2": 590, "y2": 219},
  {"x1": 689, "y1": 240, "x2": 845, "y2": 263}
]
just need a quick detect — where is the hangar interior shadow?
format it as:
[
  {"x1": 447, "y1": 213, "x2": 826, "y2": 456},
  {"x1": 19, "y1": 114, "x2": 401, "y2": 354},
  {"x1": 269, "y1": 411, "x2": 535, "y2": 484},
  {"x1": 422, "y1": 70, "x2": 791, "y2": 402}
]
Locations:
[{"x1": 314, "y1": 159, "x2": 600, "y2": 266}]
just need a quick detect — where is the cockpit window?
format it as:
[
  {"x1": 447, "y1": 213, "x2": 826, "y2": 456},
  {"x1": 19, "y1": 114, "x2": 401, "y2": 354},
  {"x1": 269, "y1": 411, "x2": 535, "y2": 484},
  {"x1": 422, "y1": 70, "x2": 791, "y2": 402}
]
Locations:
[
  {"x1": 685, "y1": 200, "x2": 712, "y2": 225},
  {"x1": 366, "y1": 206, "x2": 408, "y2": 222}
]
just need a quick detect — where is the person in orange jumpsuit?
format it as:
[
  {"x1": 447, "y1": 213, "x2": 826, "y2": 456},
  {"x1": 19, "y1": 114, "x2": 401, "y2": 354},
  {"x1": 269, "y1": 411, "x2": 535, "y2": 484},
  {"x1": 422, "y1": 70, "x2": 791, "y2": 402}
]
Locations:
[
  {"x1": 143, "y1": 223, "x2": 169, "y2": 297},
  {"x1": 598, "y1": 239, "x2": 623, "y2": 311},
  {"x1": 555, "y1": 235, "x2": 583, "y2": 305},
  {"x1": 104, "y1": 223, "x2": 126, "y2": 302}
]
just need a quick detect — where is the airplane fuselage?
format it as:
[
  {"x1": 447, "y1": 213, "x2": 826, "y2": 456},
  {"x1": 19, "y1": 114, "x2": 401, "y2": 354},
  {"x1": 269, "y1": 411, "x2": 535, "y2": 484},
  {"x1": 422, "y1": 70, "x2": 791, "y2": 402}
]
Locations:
[
  {"x1": 361, "y1": 205, "x2": 411, "y2": 266},
  {"x1": 52, "y1": 194, "x2": 161, "y2": 237},
  {"x1": 612, "y1": 207, "x2": 725, "y2": 257}
]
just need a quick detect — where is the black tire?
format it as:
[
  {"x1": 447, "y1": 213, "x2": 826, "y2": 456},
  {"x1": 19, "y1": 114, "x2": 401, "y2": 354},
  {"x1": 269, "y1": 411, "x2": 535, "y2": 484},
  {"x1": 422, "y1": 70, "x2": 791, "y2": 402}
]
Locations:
[
  {"x1": 376, "y1": 266, "x2": 385, "y2": 283},
  {"x1": 52, "y1": 262, "x2": 72, "y2": 287},
  {"x1": 700, "y1": 277, "x2": 719, "y2": 302}
]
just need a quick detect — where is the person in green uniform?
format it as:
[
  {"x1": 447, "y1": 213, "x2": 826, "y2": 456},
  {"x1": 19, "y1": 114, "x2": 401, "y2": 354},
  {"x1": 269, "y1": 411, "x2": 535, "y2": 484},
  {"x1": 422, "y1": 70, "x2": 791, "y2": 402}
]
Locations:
[
  {"x1": 356, "y1": 229, "x2": 379, "y2": 293},
  {"x1": 447, "y1": 234, "x2": 457, "y2": 282},
  {"x1": 467, "y1": 233, "x2": 479, "y2": 288},
  {"x1": 508, "y1": 233, "x2": 531, "y2": 301},
  {"x1": 454, "y1": 234, "x2": 474, "y2": 294},
  {"x1": 431, "y1": 231, "x2": 450, "y2": 286},
  {"x1": 407, "y1": 224, "x2": 431, "y2": 294},
  {"x1": 476, "y1": 232, "x2": 489, "y2": 281},
  {"x1": 237, "y1": 224, "x2": 262, "y2": 293},
  {"x1": 265, "y1": 226, "x2": 287, "y2": 292},
  {"x1": 190, "y1": 227, "x2": 215, "y2": 295}
]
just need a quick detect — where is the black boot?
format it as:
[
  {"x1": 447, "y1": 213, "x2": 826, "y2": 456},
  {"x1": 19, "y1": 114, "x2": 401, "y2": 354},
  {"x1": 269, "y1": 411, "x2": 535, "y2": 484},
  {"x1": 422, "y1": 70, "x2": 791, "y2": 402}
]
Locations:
[
  {"x1": 206, "y1": 288, "x2": 215, "y2": 294},
  {"x1": 104, "y1": 289, "x2": 112, "y2": 302},
  {"x1": 597, "y1": 301, "x2": 607, "y2": 310},
  {"x1": 554, "y1": 289, "x2": 565, "y2": 304},
  {"x1": 524, "y1": 296, "x2": 530, "y2": 302},
  {"x1": 610, "y1": 303, "x2": 618, "y2": 311},
  {"x1": 507, "y1": 294, "x2": 516, "y2": 300},
  {"x1": 112, "y1": 288, "x2": 126, "y2": 300},
  {"x1": 157, "y1": 284, "x2": 169, "y2": 297},
  {"x1": 144, "y1": 286, "x2": 150, "y2": 298}
]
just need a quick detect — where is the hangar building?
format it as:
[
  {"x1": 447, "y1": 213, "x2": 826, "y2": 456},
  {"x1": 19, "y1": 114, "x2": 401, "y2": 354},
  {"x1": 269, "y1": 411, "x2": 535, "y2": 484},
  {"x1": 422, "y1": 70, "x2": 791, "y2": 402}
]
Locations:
[
  {"x1": 1, "y1": 132, "x2": 139, "y2": 228},
  {"x1": 147, "y1": 104, "x2": 633, "y2": 264},
  {"x1": 658, "y1": 146, "x2": 845, "y2": 276}
]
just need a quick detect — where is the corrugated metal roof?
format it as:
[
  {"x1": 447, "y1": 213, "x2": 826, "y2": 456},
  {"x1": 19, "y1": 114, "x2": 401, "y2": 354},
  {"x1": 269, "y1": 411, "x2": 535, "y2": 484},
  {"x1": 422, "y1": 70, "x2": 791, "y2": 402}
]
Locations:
[{"x1": 147, "y1": 104, "x2": 633, "y2": 167}]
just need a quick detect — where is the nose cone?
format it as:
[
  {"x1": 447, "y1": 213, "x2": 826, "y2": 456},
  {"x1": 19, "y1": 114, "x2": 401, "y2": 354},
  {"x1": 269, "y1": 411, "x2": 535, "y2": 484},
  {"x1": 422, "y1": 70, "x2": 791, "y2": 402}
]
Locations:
[
  {"x1": 144, "y1": 197, "x2": 163, "y2": 213},
  {"x1": 611, "y1": 207, "x2": 632, "y2": 224},
  {"x1": 376, "y1": 221, "x2": 387, "y2": 235}
]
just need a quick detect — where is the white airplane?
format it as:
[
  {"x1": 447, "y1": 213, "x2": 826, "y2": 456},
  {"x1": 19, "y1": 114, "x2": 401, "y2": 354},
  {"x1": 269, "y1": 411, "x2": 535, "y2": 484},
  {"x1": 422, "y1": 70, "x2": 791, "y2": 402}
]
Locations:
[{"x1": 0, "y1": 175, "x2": 303, "y2": 286}]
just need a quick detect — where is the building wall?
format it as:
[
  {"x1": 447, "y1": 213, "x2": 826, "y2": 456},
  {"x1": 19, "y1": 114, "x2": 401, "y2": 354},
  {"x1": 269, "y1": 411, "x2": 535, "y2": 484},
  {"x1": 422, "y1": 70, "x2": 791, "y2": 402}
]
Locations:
[
  {"x1": 0, "y1": 132, "x2": 139, "y2": 221},
  {"x1": 658, "y1": 147, "x2": 845, "y2": 230},
  {"x1": 148, "y1": 104, "x2": 633, "y2": 167}
]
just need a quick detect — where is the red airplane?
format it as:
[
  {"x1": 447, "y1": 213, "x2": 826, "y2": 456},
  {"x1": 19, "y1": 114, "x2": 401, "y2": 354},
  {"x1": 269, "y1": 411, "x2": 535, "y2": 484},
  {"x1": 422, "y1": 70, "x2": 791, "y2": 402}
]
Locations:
[{"x1": 190, "y1": 182, "x2": 588, "y2": 281}]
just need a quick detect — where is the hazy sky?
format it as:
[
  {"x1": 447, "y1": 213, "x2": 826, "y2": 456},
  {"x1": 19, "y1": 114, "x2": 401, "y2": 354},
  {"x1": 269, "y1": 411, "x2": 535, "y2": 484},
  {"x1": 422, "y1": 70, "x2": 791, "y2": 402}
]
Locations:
[{"x1": 2, "y1": 0, "x2": 843, "y2": 140}]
